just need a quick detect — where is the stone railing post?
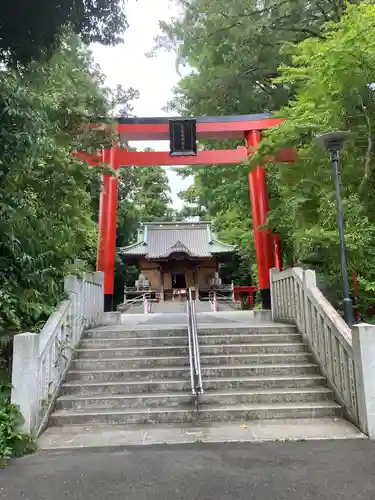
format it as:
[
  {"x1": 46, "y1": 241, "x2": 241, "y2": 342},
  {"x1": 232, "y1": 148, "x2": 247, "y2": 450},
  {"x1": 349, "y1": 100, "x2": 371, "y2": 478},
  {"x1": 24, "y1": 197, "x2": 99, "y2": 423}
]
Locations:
[
  {"x1": 94, "y1": 271, "x2": 105, "y2": 316},
  {"x1": 303, "y1": 269, "x2": 316, "y2": 340},
  {"x1": 11, "y1": 332, "x2": 40, "y2": 434},
  {"x1": 352, "y1": 324, "x2": 375, "y2": 438},
  {"x1": 64, "y1": 275, "x2": 80, "y2": 343},
  {"x1": 269, "y1": 268, "x2": 278, "y2": 321}
]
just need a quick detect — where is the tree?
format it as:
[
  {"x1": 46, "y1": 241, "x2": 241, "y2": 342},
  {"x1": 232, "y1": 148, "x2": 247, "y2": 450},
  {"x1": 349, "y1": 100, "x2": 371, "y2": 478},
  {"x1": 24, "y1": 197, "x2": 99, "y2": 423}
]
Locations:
[
  {"x1": 0, "y1": 0, "x2": 128, "y2": 65},
  {"x1": 133, "y1": 166, "x2": 172, "y2": 222},
  {"x1": 0, "y1": 33, "x2": 137, "y2": 336},
  {"x1": 155, "y1": 0, "x2": 351, "y2": 117},
  {"x1": 115, "y1": 161, "x2": 172, "y2": 247},
  {"x1": 252, "y1": 2, "x2": 375, "y2": 308}
]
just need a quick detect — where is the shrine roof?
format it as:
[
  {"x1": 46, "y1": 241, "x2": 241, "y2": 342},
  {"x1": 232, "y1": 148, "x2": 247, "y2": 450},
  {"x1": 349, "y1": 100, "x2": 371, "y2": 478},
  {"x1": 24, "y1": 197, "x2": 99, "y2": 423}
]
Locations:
[{"x1": 119, "y1": 221, "x2": 235, "y2": 260}]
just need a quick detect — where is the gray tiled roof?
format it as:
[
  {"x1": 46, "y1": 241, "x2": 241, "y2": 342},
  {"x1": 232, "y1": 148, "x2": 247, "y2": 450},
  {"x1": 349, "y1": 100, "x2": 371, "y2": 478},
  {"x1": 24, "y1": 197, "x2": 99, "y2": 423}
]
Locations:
[
  {"x1": 120, "y1": 222, "x2": 235, "y2": 259},
  {"x1": 159, "y1": 240, "x2": 196, "y2": 258},
  {"x1": 121, "y1": 241, "x2": 146, "y2": 256}
]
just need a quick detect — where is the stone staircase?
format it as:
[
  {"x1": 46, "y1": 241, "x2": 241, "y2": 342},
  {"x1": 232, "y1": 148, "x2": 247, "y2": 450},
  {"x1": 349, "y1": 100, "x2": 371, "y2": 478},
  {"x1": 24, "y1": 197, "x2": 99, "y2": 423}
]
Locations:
[{"x1": 49, "y1": 321, "x2": 342, "y2": 427}]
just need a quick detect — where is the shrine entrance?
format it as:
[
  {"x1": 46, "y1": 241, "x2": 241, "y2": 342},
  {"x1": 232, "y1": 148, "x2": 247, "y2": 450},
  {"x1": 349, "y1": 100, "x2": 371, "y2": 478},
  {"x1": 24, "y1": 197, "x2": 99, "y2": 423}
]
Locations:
[
  {"x1": 172, "y1": 272, "x2": 186, "y2": 289},
  {"x1": 76, "y1": 114, "x2": 296, "y2": 310}
]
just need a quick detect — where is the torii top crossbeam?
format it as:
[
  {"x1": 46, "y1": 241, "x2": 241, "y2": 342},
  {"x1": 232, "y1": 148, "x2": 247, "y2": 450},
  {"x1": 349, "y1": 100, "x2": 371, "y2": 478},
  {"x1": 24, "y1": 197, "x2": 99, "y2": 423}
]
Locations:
[
  {"x1": 112, "y1": 114, "x2": 284, "y2": 141},
  {"x1": 84, "y1": 114, "x2": 295, "y2": 167}
]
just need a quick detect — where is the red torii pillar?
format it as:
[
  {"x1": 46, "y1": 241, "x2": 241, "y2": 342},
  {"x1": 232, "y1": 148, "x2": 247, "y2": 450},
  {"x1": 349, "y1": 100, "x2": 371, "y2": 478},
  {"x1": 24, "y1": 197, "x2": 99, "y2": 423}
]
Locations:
[
  {"x1": 76, "y1": 147, "x2": 119, "y2": 310},
  {"x1": 98, "y1": 147, "x2": 119, "y2": 310},
  {"x1": 245, "y1": 130, "x2": 274, "y2": 309}
]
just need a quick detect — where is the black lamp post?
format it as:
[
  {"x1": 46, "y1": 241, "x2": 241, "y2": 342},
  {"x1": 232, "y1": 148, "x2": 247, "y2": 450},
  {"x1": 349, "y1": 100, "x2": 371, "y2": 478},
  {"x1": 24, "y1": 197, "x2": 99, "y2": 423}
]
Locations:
[{"x1": 317, "y1": 131, "x2": 353, "y2": 327}]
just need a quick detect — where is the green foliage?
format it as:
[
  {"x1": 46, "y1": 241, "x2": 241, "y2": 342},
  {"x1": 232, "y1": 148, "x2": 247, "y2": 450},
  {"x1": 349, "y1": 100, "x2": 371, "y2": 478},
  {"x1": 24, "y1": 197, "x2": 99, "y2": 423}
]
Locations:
[
  {"x1": 0, "y1": 30, "x2": 173, "y2": 337},
  {"x1": 252, "y1": 2, "x2": 375, "y2": 307},
  {"x1": 133, "y1": 165, "x2": 172, "y2": 222},
  {"x1": 0, "y1": 35, "x2": 102, "y2": 337},
  {"x1": 0, "y1": 33, "x2": 139, "y2": 341},
  {"x1": 156, "y1": 0, "x2": 348, "y2": 117},
  {"x1": 0, "y1": 379, "x2": 36, "y2": 467},
  {"x1": 0, "y1": 0, "x2": 128, "y2": 66},
  {"x1": 116, "y1": 162, "x2": 172, "y2": 247}
]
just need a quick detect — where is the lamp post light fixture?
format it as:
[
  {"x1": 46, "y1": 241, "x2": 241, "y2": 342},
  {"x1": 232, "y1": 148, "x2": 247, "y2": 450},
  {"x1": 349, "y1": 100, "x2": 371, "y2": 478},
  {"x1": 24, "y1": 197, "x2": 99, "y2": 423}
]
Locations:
[{"x1": 317, "y1": 131, "x2": 353, "y2": 327}]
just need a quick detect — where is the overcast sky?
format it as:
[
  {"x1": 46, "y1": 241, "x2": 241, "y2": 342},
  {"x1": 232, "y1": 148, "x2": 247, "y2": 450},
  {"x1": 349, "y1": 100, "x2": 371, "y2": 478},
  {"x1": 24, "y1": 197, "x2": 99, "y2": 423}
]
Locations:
[{"x1": 91, "y1": 0, "x2": 191, "y2": 210}]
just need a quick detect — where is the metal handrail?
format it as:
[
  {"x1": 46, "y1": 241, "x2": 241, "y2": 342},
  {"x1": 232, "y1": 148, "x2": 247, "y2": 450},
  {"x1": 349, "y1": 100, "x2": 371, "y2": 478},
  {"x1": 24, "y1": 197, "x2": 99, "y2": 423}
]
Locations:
[
  {"x1": 127, "y1": 294, "x2": 145, "y2": 305},
  {"x1": 189, "y1": 288, "x2": 203, "y2": 394},
  {"x1": 187, "y1": 288, "x2": 203, "y2": 395},
  {"x1": 118, "y1": 293, "x2": 151, "y2": 313},
  {"x1": 208, "y1": 290, "x2": 236, "y2": 311},
  {"x1": 209, "y1": 290, "x2": 232, "y2": 301},
  {"x1": 186, "y1": 296, "x2": 196, "y2": 395}
]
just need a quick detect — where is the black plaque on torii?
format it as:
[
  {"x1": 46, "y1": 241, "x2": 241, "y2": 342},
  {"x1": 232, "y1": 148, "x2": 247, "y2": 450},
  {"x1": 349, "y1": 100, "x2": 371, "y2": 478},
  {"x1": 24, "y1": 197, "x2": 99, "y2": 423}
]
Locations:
[{"x1": 169, "y1": 118, "x2": 197, "y2": 157}]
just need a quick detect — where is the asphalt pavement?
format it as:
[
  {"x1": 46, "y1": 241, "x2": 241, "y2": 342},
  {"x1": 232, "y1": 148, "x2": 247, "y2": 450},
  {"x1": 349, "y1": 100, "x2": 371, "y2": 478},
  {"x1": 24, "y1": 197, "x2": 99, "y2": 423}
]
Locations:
[{"x1": 1, "y1": 440, "x2": 375, "y2": 499}]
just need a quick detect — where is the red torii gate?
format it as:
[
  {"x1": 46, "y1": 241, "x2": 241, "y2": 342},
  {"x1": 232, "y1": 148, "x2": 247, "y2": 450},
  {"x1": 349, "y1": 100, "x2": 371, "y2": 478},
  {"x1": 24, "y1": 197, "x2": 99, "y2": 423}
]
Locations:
[{"x1": 76, "y1": 114, "x2": 295, "y2": 310}]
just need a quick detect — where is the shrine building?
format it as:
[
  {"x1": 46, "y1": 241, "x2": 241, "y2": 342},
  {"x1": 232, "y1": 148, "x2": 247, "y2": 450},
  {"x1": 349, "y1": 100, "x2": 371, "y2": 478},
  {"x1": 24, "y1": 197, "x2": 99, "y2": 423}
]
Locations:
[{"x1": 120, "y1": 221, "x2": 236, "y2": 301}]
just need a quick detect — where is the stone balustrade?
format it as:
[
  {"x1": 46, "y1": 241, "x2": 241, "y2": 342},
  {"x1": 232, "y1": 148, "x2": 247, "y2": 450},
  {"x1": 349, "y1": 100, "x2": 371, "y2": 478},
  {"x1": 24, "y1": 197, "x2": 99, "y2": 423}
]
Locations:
[
  {"x1": 11, "y1": 272, "x2": 104, "y2": 435},
  {"x1": 270, "y1": 267, "x2": 375, "y2": 438}
]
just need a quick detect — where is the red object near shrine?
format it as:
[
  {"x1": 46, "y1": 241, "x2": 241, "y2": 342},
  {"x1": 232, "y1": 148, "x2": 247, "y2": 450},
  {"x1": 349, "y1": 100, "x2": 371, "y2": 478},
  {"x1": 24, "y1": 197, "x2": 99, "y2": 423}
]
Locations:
[
  {"x1": 352, "y1": 271, "x2": 361, "y2": 323},
  {"x1": 75, "y1": 114, "x2": 296, "y2": 306},
  {"x1": 273, "y1": 232, "x2": 283, "y2": 271},
  {"x1": 233, "y1": 286, "x2": 258, "y2": 308}
]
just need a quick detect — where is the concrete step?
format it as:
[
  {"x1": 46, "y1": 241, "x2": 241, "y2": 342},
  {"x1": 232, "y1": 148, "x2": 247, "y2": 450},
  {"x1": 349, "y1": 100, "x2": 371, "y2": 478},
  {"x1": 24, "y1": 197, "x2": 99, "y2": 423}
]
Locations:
[
  {"x1": 79, "y1": 334, "x2": 189, "y2": 351},
  {"x1": 200, "y1": 363, "x2": 319, "y2": 378},
  {"x1": 72, "y1": 352, "x2": 312, "y2": 371},
  {"x1": 83, "y1": 325, "x2": 297, "y2": 340},
  {"x1": 197, "y1": 401, "x2": 342, "y2": 422},
  {"x1": 60, "y1": 374, "x2": 327, "y2": 397},
  {"x1": 39, "y1": 418, "x2": 367, "y2": 450},
  {"x1": 199, "y1": 333, "x2": 303, "y2": 345},
  {"x1": 75, "y1": 342, "x2": 307, "y2": 359},
  {"x1": 76, "y1": 345, "x2": 189, "y2": 359},
  {"x1": 56, "y1": 392, "x2": 195, "y2": 410},
  {"x1": 197, "y1": 325, "x2": 298, "y2": 335},
  {"x1": 199, "y1": 353, "x2": 313, "y2": 366},
  {"x1": 60, "y1": 379, "x2": 193, "y2": 396},
  {"x1": 200, "y1": 343, "x2": 307, "y2": 354},
  {"x1": 80, "y1": 333, "x2": 303, "y2": 349},
  {"x1": 201, "y1": 387, "x2": 333, "y2": 405},
  {"x1": 80, "y1": 336, "x2": 189, "y2": 348},
  {"x1": 49, "y1": 406, "x2": 195, "y2": 426},
  {"x1": 71, "y1": 356, "x2": 190, "y2": 370},
  {"x1": 203, "y1": 374, "x2": 327, "y2": 391},
  {"x1": 66, "y1": 366, "x2": 190, "y2": 383},
  {"x1": 84, "y1": 328, "x2": 187, "y2": 339},
  {"x1": 66, "y1": 362, "x2": 319, "y2": 383},
  {"x1": 49, "y1": 401, "x2": 342, "y2": 426},
  {"x1": 55, "y1": 387, "x2": 333, "y2": 411}
]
